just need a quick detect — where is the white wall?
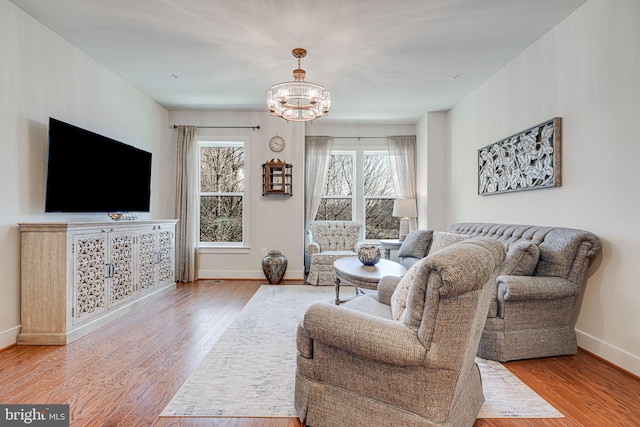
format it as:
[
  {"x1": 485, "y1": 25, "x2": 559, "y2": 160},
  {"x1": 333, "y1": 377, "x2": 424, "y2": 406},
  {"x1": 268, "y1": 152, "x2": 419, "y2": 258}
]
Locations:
[
  {"x1": 415, "y1": 112, "x2": 448, "y2": 231},
  {"x1": 169, "y1": 110, "x2": 307, "y2": 281},
  {"x1": 445, "y1": 0, "x2": 640, "y2": 375},
  {"x1": 0, "y1": 1, "x2": 172, "y2": 348}
]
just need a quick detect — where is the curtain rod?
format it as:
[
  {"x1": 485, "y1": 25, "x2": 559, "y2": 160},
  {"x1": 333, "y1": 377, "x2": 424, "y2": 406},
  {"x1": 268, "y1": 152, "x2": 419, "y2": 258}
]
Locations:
[
  {"x1": 172, "y1": 124, "x2": 260, "y2": 131},
  {"x1": 331, "y1": 136, "x2": 387, "y2": 140}
]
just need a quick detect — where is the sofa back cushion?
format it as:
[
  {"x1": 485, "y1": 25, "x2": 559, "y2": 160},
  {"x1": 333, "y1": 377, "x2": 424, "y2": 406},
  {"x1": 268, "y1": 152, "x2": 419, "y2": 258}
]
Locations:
[
  {"x1": 397, "y1": 229, "x2": 433, "y2": 258},
  {"x1": 448, "y1": 223, "x2": 602, "y2": 283},
  {"x1": 499, "y1": 241, "x2": 539, "y2": 276},
  {"x1": 428, "y1": 231, "x2": 469, "y2": 254}
]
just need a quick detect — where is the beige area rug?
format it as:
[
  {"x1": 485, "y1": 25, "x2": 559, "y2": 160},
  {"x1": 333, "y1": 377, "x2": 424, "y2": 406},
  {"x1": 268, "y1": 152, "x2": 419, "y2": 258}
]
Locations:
[{"x1": 160, "y1": 285, "x2": 563, "y2": 419}]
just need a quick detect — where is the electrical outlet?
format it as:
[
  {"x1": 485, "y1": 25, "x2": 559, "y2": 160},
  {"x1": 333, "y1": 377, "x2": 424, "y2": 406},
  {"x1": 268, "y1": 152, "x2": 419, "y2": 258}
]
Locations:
[{"x1": 261, "y1": 248, "x2": 268, "y2": 257}]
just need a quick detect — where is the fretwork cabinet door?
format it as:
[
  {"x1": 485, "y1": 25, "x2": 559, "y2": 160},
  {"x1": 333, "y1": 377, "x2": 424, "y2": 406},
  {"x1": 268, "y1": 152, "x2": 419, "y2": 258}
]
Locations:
[
  {"x1": 72, "y1": 228, "x2": 135, "y2": 324},
  {"x1": 156, "y1": 224, "x2": 175, "y2": 286},
  {"x1": 136, "y1": 224, "x2": 176, "y2": 295},
  {"x1": 136, "y1": 227, "x2": 158, "y2": 294}
]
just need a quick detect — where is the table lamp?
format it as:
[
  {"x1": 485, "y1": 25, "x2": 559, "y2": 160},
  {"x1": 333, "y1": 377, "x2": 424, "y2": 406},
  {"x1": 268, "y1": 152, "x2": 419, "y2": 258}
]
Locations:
[{"x1": 392, "y1": 198, "x2": 417, "y2": 242}]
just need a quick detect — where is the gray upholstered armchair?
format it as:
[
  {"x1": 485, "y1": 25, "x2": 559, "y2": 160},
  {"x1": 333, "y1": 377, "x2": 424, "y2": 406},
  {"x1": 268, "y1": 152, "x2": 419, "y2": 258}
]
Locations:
[
  {"x1": 295, "y1": 238, "x2": 506, "y2": 427},
  {"x1": 305, "y1": 221, "x2": 363, "y2": 286}
]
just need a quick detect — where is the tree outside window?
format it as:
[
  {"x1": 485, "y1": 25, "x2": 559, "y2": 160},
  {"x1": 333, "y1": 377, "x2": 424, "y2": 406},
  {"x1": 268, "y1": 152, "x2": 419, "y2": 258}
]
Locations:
[
  {"x1": 199, "y1": 142, "x2": 244, "y2": 244},
  {"x1": 364, "y1": 152, "x2": 398, "y2": 239},
  {"x1": 315, "y1": 153, "x2": 353, "y2": 220}
]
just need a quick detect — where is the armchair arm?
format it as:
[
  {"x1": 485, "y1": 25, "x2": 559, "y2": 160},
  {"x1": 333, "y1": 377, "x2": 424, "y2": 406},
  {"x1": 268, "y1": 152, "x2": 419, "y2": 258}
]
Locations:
[
  {"x1": 297, "y1": 323, "x2": 313, "y2": 358},
  {"x1": 306, "y1": 242, "x2": 320, "y2": 254},
  {"x1": 377, "y1": 275, "x2": 402, "y2": 305},
  {"x1": 496, "y1": 275, "x2": 579, "y2": 317},
  {"x1": 300, "y1": 303, "x2": 426, "y2": 366}
]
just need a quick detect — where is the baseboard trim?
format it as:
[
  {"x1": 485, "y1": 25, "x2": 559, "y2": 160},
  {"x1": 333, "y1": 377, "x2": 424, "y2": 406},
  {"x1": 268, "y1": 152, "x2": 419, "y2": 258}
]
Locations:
[
  {"x1": 576, "y1": 329, "x2": 640, "y2": 377},
  {"x1": 0, "y1": 325, "x2": 21, "y2": 350},
  {"x1": 198, "y1": 269, "x2": 305, "y2": 281}
]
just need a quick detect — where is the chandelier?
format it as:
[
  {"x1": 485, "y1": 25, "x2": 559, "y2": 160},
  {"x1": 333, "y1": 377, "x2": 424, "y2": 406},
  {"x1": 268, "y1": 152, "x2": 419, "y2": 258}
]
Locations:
[{"x1": 267, "y1": 48, "x2": 331, "y2": 122}]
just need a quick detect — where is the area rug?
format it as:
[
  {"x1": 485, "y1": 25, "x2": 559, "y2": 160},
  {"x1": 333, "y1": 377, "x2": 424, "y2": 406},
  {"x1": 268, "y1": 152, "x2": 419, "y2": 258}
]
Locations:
[{"x1": 160, "y1": 285, "x2": 563, "y2": 419}]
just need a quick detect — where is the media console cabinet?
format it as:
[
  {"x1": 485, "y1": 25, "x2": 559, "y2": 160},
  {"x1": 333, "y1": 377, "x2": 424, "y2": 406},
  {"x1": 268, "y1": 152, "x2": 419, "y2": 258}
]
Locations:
[{"x1": 17, "y1": 220, "x2": 178, "y2": 345}]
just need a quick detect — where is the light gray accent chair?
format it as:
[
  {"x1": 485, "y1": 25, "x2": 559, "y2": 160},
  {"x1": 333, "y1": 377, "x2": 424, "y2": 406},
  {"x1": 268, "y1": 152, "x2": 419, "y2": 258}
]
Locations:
[
  {"x1": 295, "y1": 238, "x2": 506, "y2": 427},
  {"x1": 448, "y1": 222, "x2": 602, "y2": 362},
  {"x1": 306, "y1": 221, "x2": 364, "y2": 286}
]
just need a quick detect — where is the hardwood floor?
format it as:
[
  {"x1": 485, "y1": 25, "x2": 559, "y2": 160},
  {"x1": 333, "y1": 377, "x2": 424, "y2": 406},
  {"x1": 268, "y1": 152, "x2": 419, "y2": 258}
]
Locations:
[{"x1": 1, "y1": 280, "x2": 639, "y2": 426}]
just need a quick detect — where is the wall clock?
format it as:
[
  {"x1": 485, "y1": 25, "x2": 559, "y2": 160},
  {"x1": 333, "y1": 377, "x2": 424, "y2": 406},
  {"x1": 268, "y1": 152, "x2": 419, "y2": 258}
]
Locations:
[{"x1": 269, "y1": 135, "x2": 286, "y2": 153}]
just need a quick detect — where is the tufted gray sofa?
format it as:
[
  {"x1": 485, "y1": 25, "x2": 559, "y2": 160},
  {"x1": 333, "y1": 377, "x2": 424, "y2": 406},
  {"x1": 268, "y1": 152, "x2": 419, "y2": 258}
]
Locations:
[
  {"x1": 395, "y1": 222, "x2": 602, "y2": 361},
  {"x1": 448, "y1": 222, "x2": 602, "y2": 361}
]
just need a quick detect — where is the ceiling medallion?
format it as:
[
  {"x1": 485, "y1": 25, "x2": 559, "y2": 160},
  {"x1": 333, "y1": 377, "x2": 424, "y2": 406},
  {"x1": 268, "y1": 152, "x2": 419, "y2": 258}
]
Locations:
[{"x1": 267, "y1": 48, "x2": 331, "y2": 122}]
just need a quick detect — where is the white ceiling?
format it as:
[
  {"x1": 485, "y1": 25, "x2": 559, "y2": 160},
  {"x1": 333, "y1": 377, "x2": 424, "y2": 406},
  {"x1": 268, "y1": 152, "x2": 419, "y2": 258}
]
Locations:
[{"x1": 10, "y1": 0, "x2": 587, "y2": 123}]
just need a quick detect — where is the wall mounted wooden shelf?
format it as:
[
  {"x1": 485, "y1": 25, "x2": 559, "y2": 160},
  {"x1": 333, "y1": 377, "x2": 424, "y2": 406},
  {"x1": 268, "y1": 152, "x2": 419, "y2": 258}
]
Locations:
[{"x1": 262, "y1": 159, "x2": 292, "y2": 196}]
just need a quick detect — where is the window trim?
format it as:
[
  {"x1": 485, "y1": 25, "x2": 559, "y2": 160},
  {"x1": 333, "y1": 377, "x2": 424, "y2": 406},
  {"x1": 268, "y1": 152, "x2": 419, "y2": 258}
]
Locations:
[{"x1": 197, "y1": 137, "x2": 250, "y2": 249}]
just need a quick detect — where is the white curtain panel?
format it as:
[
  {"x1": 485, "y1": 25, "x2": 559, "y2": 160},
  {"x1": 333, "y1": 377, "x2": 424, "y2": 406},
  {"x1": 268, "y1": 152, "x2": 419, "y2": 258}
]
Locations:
[
  {"x1": 387, "y1": 135, "x2": 418, "y2": 231},
  {"x1": 304, "y1": 136, "x2": 333, "y2": 272},
  {"x1": 175, "y1": 125, "x2": 199, "y2": 282},
  {"x1": 304, "y1": 136, "x2": 334, "y2": 228}
]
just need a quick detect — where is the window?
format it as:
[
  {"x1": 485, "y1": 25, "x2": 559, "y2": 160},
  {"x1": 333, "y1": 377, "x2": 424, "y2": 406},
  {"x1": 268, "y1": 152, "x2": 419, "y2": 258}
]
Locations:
[
  {"x1": 199, "y1": 140, "x2": 245, "y2": 246},
  {"x1": 363, "y1": 152, "x2": 397, "y2": 239},
  {"x1": 315, "y1": 144, "x2": 399, "y2": 241}
]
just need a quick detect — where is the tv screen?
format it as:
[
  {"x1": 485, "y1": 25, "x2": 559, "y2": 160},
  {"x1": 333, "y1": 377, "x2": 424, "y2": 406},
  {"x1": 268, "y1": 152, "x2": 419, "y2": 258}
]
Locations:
[{"x1": 45, "y1": 118, "x2": 152, "y2": 213}]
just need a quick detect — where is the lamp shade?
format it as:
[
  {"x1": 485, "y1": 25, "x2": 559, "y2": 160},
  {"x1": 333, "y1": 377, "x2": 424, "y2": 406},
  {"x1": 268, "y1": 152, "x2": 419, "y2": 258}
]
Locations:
[{"x1": 392, "y1": 198, "x2": 417, "y2": 218}]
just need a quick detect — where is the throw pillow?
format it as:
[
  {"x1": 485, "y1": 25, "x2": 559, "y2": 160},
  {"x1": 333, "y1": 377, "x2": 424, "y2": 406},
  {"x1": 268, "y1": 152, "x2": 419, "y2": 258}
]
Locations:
[
  {"x1": 428, "y1": 231, "x2": 469, "y2": 254},
  {"x1": 500, "y1": 241, "x2": 540, "y2": 276},
  {"x1": 397, "y1": 230, "x2": 433, "y2": 258},
  {"x1": 390, "y1": 260, "x2": 422, "y2": 321}
]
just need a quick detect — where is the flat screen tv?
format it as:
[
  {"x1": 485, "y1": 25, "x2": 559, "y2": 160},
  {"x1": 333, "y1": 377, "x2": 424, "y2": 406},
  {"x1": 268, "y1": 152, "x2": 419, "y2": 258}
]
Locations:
[{"x1": 45, "y1": 117, "x2": 152, "y2": 213}]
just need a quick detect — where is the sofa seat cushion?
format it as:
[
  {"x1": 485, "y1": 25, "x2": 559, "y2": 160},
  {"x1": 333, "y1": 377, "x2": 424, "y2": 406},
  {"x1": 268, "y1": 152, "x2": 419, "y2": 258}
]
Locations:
[
  {"x1": 310, "y1": 251, "x2": 357, "y2": 266},
  {"x1": 500, "y1": 241, "x2": 540, "y2": 276},
  {"x1": 342, "y1": 293, "x2": 393, "y2": 320}
]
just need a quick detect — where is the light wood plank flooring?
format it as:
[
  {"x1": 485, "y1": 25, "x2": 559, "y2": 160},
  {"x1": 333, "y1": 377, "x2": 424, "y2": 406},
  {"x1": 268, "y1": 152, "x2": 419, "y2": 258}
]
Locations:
[{"x1": 1, "y1": 280, "x2": 639, "y2": 426}]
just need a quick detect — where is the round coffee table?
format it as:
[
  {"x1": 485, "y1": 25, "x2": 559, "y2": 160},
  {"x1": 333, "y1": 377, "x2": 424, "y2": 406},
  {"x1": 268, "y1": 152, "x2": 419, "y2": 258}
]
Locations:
[{"x1": 333, "y1": 257, "x2": 407, "y2": 305}]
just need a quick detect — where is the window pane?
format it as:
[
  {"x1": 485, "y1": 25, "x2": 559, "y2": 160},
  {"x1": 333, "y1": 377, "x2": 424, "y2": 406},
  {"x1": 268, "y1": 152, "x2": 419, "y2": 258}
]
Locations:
[
  {"x1": 315, "y1": 198, "x2": 352, "y2": 221},
  {"x1": 365, "y1": 198, "x2": 399, "y2": 239},
  {"x1": 324, "y1": 154, "x2": 353, "y2": 196},
  {"x1": 200, "y1": 195, "x2": 243, "y2": 242},
  {"x1": 200, "y1": 146, "x2": 244, "y2": 193},
  {"x1": 364, "y1": 153, "x2": 395, "y2": 196}
]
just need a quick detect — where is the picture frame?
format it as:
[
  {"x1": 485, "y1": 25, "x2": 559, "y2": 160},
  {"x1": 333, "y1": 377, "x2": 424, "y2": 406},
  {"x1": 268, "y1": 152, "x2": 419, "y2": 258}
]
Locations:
[{"x1": 478, "y1": 117, "x2": 562, "y2": 195}]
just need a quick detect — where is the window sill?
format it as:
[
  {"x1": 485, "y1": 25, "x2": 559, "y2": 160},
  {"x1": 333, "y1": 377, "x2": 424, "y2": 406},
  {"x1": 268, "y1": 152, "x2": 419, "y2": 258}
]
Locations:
[{"x1": 198, "y1": 246, "x2": 251, "y2": 254}]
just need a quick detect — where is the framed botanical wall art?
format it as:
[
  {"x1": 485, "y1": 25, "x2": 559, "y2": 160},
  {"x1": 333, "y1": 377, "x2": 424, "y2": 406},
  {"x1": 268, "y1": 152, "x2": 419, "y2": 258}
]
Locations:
[{"x1": 478, "y1": 117, "x2": 561, "y2": 195}]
